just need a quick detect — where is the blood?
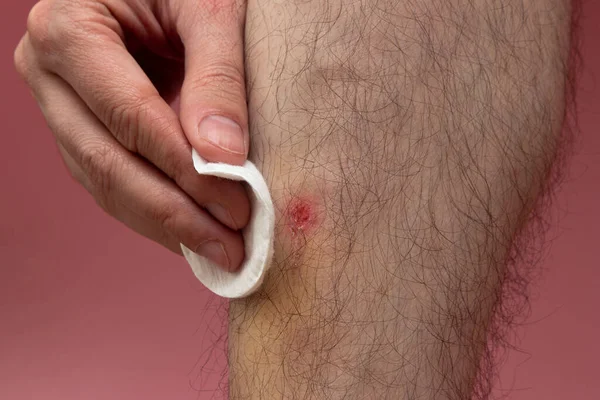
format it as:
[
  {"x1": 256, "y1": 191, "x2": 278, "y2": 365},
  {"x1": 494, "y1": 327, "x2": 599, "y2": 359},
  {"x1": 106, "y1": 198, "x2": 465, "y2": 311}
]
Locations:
[{"x1": 286, "y1": 196, "x2": 318, "y2": 236}]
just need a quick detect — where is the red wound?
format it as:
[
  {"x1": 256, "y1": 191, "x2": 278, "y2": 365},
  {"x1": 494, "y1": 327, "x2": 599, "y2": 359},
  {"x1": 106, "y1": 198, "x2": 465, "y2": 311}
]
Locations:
[{"x1": 285, "y1": 196, "x2": 319, "y2": 236}]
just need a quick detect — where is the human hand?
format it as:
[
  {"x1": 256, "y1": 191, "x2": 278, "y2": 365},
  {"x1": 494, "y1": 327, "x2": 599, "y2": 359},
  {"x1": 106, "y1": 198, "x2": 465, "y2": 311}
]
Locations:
[{"x1": 14, "y1": 0, "x2": 250, "y2": 271}]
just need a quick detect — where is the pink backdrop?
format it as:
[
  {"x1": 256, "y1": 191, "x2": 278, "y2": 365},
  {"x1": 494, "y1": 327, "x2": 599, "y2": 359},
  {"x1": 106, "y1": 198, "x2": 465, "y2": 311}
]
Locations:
[{"x1": 1, "y1": 2, "x2": 598, "y2": 399}]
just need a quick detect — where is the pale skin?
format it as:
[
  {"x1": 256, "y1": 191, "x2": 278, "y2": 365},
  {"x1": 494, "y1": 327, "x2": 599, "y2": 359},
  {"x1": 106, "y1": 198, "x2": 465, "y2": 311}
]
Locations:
[{"x1": 16, "y1": 0, "x2": 573, "y2": 399}]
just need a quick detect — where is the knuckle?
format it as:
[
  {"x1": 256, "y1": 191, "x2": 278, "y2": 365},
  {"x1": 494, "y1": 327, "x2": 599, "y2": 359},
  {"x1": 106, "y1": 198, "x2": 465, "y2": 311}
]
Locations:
[
  {"x1": 103, "y1": 93, "x2": 186, "y2": 183},
  {"x1": 150, "y1": 202, "x2": 180, "y2": 235},
  {"x1": 161, "y1": 142, "x2": 189, "y2": 183},
  {"x1": 26, "y1": 1, "x2": 52, "y2": 48},
  {"x1": 77, "y1": 138, "x2": 119, "y2": 201},
  {"x1": 13, "y1": 36, "x2": 40, "y2": 88},
  {"x1": 14, "y1": 36, "x2": 46, "y2": 92},
  {"x1": 141, "y1": 114, "x2": 187, "y2": 180},
  {"x1": 13, "y1": 40, "x2": 29, "y2": 79},
  {"x1": 103, "y1": 91, "x2": 157, "y2": 152},
  {"x1": 151, "y1": 204, "x2": 203, "y2": 248},
  {"x1": 191, "y1": 62, "x2": 245, "y2": 97},
  {"x1": 27, "y1": 0, "x2": 97, "y2": 64}
]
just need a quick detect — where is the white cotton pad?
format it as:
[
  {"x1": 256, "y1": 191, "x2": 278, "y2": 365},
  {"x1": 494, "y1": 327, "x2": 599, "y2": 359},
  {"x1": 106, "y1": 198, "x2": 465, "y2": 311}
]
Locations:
[{"x1": 180, "y1": 150, "x2": 275, "y2": 299}]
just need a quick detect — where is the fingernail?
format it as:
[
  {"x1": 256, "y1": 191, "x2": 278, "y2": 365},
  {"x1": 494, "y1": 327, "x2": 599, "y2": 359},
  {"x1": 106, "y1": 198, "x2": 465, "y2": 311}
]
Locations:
[
  {"x1": 206, "y1": 203, "x2": 237, "y2": 229},
  {"x1": 195, "y1": 240, "x2": 230, "y2": 270},
  {"x1": 198, "y1": 115, "x2": 245, "y2": 155}
]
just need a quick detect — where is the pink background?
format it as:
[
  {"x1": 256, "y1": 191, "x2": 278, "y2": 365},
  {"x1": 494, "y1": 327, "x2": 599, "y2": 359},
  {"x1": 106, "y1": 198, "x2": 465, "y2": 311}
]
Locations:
[{"x1": 1, "y1": 2, "x2": 598, "y2": 399}]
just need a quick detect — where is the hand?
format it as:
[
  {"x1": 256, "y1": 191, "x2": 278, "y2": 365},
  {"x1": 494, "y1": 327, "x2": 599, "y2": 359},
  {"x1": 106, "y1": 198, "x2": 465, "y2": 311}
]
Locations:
[{"x1": 14, "y1": 0, "x2": 251, "y2": 271}]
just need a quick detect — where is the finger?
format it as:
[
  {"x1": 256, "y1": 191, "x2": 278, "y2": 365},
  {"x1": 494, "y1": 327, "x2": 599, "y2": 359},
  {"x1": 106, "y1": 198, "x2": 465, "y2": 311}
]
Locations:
[
  {"x1": 28, "y1": 60, "x2": 245, "y2": 271},
  {"x1": 56, "y1": 142, "x2": 185, "y2": 255},
  {"x1": 177, "y1": 0, "x2": 249, "y2": 165},
  {"x1": 24, "y1": 1, "x2": 250, "y2": 230}
]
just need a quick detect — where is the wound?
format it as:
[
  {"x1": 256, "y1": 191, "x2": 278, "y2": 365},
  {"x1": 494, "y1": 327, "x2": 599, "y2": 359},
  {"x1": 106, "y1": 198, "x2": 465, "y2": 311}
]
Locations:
[{"x1": 285, "y1": 196, "x2": 320, "y2": 237}]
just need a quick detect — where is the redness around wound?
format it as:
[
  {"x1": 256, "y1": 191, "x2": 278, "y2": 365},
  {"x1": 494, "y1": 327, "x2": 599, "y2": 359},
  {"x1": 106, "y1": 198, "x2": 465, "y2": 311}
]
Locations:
[{"x1": 285, "y1": 196, "x2": 319, "y2": 237}]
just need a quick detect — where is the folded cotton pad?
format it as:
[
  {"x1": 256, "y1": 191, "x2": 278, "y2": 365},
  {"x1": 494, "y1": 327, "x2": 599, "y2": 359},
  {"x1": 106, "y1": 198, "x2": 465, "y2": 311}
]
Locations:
[{"x1": 180, "y1": 150, "x2": 275, "y2": 299}]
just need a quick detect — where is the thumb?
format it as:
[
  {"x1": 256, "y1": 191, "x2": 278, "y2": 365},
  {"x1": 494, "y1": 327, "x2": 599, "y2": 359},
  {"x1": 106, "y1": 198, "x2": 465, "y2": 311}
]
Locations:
[{"x1": 177, "y1": 0, "x2": 249, "y2": 166}]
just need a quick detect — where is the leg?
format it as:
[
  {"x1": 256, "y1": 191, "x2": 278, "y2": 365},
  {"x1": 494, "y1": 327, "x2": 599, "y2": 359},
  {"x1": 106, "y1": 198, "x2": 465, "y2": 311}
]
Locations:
[{"x1": 231, "y1": 0, "x2": 573, "y2": 398}]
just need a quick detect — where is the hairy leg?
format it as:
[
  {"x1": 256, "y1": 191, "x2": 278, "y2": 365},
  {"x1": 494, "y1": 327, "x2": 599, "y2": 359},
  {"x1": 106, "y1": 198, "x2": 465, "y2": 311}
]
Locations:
[{"x1": 230, "y1": 0, "x2": 573, "y2": 398}]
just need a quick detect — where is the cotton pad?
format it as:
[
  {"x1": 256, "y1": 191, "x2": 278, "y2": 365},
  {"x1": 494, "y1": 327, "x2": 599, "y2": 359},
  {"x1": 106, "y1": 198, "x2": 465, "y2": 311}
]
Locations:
[{"x1": 181, "y1": 150, "x2": 275, "y2": 298}]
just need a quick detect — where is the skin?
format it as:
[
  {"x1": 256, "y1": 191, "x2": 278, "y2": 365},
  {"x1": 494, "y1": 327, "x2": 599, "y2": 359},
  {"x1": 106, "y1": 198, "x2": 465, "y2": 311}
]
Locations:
[
  {"x1": 14, "y1": 0, "x2": 251, "y2": 271},
  {"x1": 230, "y1": 0, "x2": 573, "y2": 398}
]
